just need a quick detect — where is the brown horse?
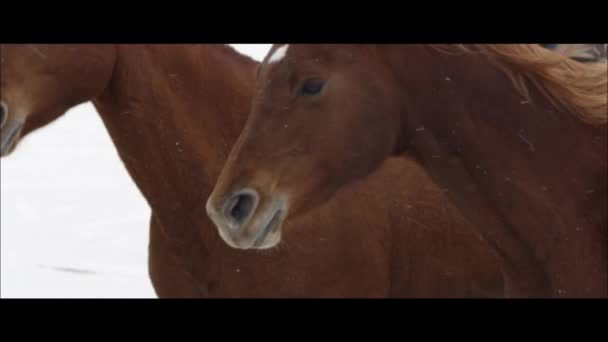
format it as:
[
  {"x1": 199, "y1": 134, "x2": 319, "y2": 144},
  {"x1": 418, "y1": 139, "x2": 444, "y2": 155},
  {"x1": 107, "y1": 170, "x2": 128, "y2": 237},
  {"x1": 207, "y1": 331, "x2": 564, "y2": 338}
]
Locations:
[
  {"x1": 207, "y1": 44, "x2": 607, "y2": 297},
  {"x1": 1, "y1": 44, "x2": 504, "y2": 297}
]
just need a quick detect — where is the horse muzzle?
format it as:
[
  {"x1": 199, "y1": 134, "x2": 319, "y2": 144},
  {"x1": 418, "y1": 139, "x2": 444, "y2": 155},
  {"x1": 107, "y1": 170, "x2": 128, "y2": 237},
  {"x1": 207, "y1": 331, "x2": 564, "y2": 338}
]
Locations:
[
  {"x1": 1, "y1": 117, "x2": 25, "y2": 157},
  {"x1": 206, "y1": 189, "x2": 288, "y2": 250}
]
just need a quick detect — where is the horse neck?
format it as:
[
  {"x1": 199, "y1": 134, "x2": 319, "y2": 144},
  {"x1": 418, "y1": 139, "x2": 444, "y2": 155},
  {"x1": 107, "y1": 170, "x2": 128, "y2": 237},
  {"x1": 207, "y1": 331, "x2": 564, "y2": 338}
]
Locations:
[
  {"x1": 91, "y1": 44, "x2": 256, "y2": 228},
  {"x1": 390, "y1": 44, "x2": 606, "y2": 192},
  {"x1": 390, "y1": 45, "x2": 607, "y2": 295}
]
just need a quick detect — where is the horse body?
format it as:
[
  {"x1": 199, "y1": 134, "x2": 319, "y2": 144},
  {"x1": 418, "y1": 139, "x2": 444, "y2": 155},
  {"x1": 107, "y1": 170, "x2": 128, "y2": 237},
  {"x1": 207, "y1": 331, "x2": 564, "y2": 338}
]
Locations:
[{"x1": 1, "y1": 44, "x2": 503, "y2": 297}]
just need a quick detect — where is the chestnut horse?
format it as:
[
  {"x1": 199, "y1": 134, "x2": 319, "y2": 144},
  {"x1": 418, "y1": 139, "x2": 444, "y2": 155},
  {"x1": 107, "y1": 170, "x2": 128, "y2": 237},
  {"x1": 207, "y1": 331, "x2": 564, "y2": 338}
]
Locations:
[
  {"x1": 1, "y1": 44, "x2": 503, "y2": 297},
  {"x1": 208, "y1": 44, "x2": 607, "y2": 297}
]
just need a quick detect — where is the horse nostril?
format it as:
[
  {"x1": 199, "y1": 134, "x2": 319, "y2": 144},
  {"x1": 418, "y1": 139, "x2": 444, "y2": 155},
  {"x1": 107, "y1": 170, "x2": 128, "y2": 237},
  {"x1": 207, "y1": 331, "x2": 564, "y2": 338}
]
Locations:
[
  {"x1": 0, "y1": 102, "x2": 6, "y2": 128},
  {"x1": 224, "y1": 190, "x2": 258, "y2": 226}
]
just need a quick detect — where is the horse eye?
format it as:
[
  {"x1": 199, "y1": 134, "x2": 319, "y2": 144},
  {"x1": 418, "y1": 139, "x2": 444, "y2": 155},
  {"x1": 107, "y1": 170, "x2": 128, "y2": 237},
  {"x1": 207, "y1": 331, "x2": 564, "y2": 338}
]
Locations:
[
  {"x1": 0, "y1": 102, "x2": 7, "y2": 128},
  {"x1": 298, "y1": 78, "x2": 325, "y2": 96}
]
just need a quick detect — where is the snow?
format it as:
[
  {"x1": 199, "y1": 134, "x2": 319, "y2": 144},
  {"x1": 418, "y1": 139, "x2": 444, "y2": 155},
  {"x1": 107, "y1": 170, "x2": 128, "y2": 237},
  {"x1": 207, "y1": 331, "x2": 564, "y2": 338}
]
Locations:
[{"x1": 0, "y1": 44, "x2": 272, "y2": 298}]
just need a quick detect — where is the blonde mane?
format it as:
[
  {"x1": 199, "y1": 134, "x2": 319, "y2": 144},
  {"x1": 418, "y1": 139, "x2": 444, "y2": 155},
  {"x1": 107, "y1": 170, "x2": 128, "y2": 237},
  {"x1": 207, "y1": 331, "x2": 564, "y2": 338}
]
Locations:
[{"x1": 431, "y1": 44, "x2": 607, "y2": 125}]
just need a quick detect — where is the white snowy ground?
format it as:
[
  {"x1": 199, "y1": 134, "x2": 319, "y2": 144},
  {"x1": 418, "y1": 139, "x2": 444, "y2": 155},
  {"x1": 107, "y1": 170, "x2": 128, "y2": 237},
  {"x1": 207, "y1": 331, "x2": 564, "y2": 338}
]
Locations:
[{"x1": 0, "y1": 44, "x2": 272, "y2": 298}]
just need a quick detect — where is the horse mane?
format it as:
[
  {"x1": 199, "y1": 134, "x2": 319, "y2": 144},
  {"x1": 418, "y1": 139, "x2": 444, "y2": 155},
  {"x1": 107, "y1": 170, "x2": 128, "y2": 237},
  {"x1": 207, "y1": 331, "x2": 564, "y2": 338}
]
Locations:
[{"x1": 430, "y1": 44, "x2": 607, "y2": 125}]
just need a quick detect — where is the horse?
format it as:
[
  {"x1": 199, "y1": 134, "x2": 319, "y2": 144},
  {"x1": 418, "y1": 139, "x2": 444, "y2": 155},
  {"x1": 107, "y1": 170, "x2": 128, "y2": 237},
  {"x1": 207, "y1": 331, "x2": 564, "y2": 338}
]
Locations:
[
  {"x1": 1, "y1": 44, "x2": 504, "y2": 297},
  {"x1": 206, "y1": 44, "x2": 607, "y2": 297}
]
